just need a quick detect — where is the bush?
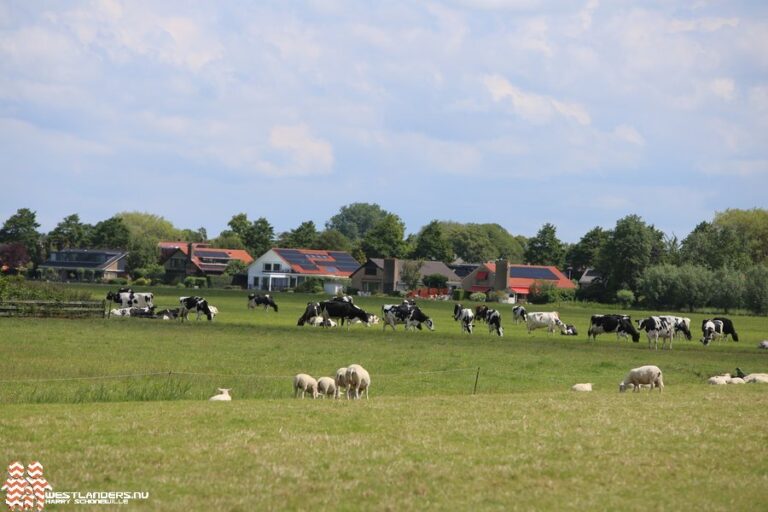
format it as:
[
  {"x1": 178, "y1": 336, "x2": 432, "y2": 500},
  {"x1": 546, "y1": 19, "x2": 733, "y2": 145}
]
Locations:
[
  {"x1": 295, "y1": 277, "x2": 324, "y2": 293},
  {"x1": 0, "y1": 275, "x2": 92, "y2": 301},
  {"x1": 107, "y1": 278, "x2": 128, "y2": 285},
  {"x1": 183, "y1": 276, "x2": 207, "y2": 288},
  {"x1": 133, "y1": 277, "x2": 151, "y2": 286},
  {"x1": 744, "y1": 265, "x2": 768, "y2": 315},
  {"x1": 346, "y1": 287, "x2": 359, "y2": 296},
  {"x1": 423, "y1": 273, "x2": 449, "y2": 289},
  {"x1": 616, "y1": 289, "x2": 635, "y2": 308},
  {"x1": 490, "y1": 290, "x2": 509, "y2": 303},
  {"x1": 469, "y1": 292, "x2": 486, "y2": 302}
]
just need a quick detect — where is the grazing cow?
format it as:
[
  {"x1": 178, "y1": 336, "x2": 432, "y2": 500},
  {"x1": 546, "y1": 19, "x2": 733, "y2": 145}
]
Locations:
[
  {"x1": 561, "y1": 324, "x2": 578, "y2": 336},
  {"x1": 179, "y1": 296, "x2": 214, "y2": 321},
  {"x1": 318, "y1": 300, "x2": 370, "y2": 329},
  {"x1": 700, "y1": 317, "x2": 739, "y2": 344},
  {"x1": 475, "y1": 305, "x2": 489, "y2": 323},
  {"x1": 453, "y1": 304, "x2": 474, "y2": 334},
  {"x1": 485, "y1": 309, "x2": 503, "y2": 337},
  {"x1": 405, "y1": 307, "x2": 435, "y2": 331},
  {"x1": 297, "y1": 302, "x2": 321, "y2": 326},
  {"x1": 587, "y1": 314, "x2": 640, "y2": 342},
  {"x1": 247, "y1": 293, "x2": 278, "y2": 312},
  {"x1": 106, "y1": 288, "x2": 154, "y2": 309},
  {"x1": 512, "y1": 305, "x2": 527, "y2": 324},
  {"x1": 637, "y1": 316, "x2": 676, "y2": 350},
  {"x1": 526, "y1": 312, "x2": 566, "y2": 335},
  {"x1": 382, "y1": 301, "x2": 416, "y2": 330}
]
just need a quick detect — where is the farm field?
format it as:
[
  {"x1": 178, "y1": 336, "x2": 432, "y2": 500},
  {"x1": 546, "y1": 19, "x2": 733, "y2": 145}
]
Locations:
[{"x1": 2, "y1": 287, "x2": 768, "y2": 510}]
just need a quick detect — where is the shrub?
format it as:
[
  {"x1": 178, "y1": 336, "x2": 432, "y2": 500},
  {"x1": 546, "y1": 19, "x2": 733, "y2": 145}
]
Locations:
[
  {"x1": 469, "y1": 292, "x2": 486, "y2": 302},
  {"x1": 0, "y1": 275, "x2": 91, "y2": 301},
  {"x1": 346, "y1": 287, "x2": 359, "y2": 296},
  {"x1": 528, "y1": 280, "x2": 558, "y2": 304},
  {"x1": 491, "y1": 290, "x2": 509, "y2": 303},
  {"x1": 133, "y1": 277, "x2": 151, "y2": 286},
  {"x1": 107, "y1": 278, "x2": 128, "y2": 285},
  {"x1": 295, "y1": 277, "x2": 324, "y2": 293},
  {"x1": 183, "y1": 276, "x2": 207, "y2": 288},
  {"x1": 423, "y1": 273, "x2": 448, "y2": 289},
  {"x1": 616, "y1": 289, "x2": 635, "y2": 308},
  {"x1": 744, "y1": 264, "x2": 768, "y2": 315}
]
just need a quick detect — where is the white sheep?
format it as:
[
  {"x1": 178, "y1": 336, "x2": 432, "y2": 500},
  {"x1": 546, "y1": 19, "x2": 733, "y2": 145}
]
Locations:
[
  {"x1": 707, "y1": 376, "x2": 729, "y2": 385},
  {"x1": 728, "y1": 377, "x2": 745, "y2": 384},
  {"x1": 334, "y1": 367, "x2": 349, "y2": 399},
  {"x1": 317, "y1": 377, "x2": 337, "y2": 398},
  {"x1": 209, "y1": 388, "x2": 232, "y2": 401},
  {"x1": 293, "y1": 373, "x2": 319, "y2": 398},
  {"x1": 744, "y1": 373, "x2": 768, "y2": 384},
  {"x1": 619, "y1": 365, "x2": 664, "y2": 393},
  {"x1": 571, "y1": 383, "x2": 593, "y2": 392},
  {"x1": 345, "y1": 364, "x2": 371, "y2": 399},
  {"x1": 758, "y1": 341, "x2": 768, "y2": 349}
]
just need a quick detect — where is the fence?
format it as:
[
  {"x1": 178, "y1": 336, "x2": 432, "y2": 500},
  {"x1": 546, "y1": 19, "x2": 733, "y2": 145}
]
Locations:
[{"x1": 0, "y1": 300, "x2": 106, "y2": 318}]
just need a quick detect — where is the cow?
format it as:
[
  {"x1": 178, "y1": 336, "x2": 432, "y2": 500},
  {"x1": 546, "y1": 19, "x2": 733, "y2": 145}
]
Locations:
[
  {"x1": 106, "y1": 288, "x2": 154, "y2": 309},
  {"x1": 318, "y1": 300, "x2": 371, "y2": 329},
  {"x1": 526, "y1": 312, "x2": 566, "y2": 335},
  {"x1": 110, "y1": 306, "x2": 156, "y2": 318},
  {"x1": 637, "y1": 316, "x2": 676, "y2": 350},
  {"x1": 405, "y1": 307, "x2": 435, "y2": 331},
  {"x1": 297, "y1": 302, "x2": 321, "y2": 326},
  {"x1": 382, "y1": 301, "x2": 416, "y2": 330},
  {"x1": 561, "y1": 324, "x2": 578, "y2": 336},
  {"x1": 512, "y1": 305, "x2": 527, "y2": 324},
  {"x1": 453, "y1": 304, "x2": 474, "y2": 334},
  {"x1": 475, "y1": 305, "x2": 489, "y2": 323},
  {"x1": 485, "y1": 308, "x2": 503, "y2": 336},
  {"x1": 247, "y1": 293, "x2": 278, "y2": 312},
  {"x1": 701, "y1": 317, "x2": 739, "y2": 344},
  {"x1": 660, "y1": 315, "x2": 692, "y2": 341},
  {"x1": 179, "y1": 296, "x2": 214, "y2": 321},
  {"x1": 156, "y1": 308, "x2": 181, "y2": 320},
  {"x1": 587, "y1": 314, "x2": 640, "y2": 342}
]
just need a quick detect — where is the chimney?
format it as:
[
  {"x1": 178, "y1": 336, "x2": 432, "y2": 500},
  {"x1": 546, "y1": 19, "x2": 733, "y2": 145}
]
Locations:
[
  {"x1": 494, "y1": 259, "x2": 508, "y2": 292},
  {"x1": 383, "y1": 258, "x2": 399, "y2": 293},
  {"x1": 187, "y1": 243, "x2": 194, "y2": 263}
]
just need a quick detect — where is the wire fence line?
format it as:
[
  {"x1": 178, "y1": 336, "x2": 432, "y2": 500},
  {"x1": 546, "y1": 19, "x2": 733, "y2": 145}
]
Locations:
[{"x1": 0, "y1": 367, "x2": 480, "y2": 384}]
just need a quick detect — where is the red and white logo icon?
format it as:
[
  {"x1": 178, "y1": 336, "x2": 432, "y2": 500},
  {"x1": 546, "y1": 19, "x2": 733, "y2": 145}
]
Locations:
[{"x1": 2, "y1": 461, "x2": 52, "y2": 511}]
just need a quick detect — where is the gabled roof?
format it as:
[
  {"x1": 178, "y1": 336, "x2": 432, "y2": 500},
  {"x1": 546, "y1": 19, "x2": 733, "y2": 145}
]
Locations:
[
  {"x1": 362, "y1": 258, "x2": 460, "y2": 282},
  {"x1": 160, "y1": 242, "x2": 254, "y2": 273},
  {"x1": 482, "y1": 262, "x2": 576, "y2": 292},
  {"x1": 271, "y1": 248, "x2": 360, "y2": 277},
  {"x1": 40, "y1": 249, "x2": 127, "y2": 270}
]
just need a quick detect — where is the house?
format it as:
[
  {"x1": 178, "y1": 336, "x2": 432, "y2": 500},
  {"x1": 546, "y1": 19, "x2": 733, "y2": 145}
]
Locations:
[
  {"x1": 578, "y1": 268, "x2": 601, "y2": 287},
  {"x1": 349, "y1": 258, "x2": 461, "y2": 294},
  {"x1": 38, "y1": 248, "x2": 128, "y2": 281},
  {"x1": 246, "y1": 248, "x2": 361, "y2": 292},
  {"x1": 159, "y1": 242, "x2": 254, "y2": 281},
  {"x1": 461, "y1": 260, "x2": 576, "y2": 303}
]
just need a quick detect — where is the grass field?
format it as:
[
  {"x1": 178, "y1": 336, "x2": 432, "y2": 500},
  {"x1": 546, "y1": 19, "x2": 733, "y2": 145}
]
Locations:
[{"x1": 2, "y1": 287, "x2": 767, "y2": 510}]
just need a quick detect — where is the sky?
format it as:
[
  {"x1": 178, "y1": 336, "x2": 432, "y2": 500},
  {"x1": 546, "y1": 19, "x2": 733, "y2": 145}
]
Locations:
[{"x1": 0, "y1": 1, "x2": 766, "y2": 243}]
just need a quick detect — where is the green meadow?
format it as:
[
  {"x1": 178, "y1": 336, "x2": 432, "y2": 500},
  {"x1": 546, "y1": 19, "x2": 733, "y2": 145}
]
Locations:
[{"x1": 1, "y1": 288, "x2": 767, "y2": 510}]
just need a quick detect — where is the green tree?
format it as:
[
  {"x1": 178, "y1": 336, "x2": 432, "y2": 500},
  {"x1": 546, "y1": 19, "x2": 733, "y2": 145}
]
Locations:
[
  {"x1": 711, "y1": 267, "x2": 745, "y2": 313},
  {"x1": 210, "y1": 230, "x2": 245, "y2": 249},
  {"x1": 744, "y1": 264, "x2": 768, "y2": 314},
  {"x1": 714, "y1": 208, "x2": 768, "y2": 265},
  {"x1": 481, "y1": 224, "x2": 524, "y2": 262},
  {"x1": 360, "y1": 214, "x2": 406, "y2": 258},
  {"x1": 326, "y1": 203, "x2": 390, "y2": 241},
  {"x1": 179, "y1": 227, "x2": 207, "y2": 243},
  {"x1": 227, "y1": 214, "x2": 274, "y2": 257},
  {"x1": 400, "y1": 260, "x2": 423, "y2": 291},
  {"x1": 48, "y1": 214, "x2": 88, "y2": 250},
  {"x1": 412, "y1": 220, "x2": 452, "y2": 261},
  {"x1": 524, "y1": 223, "x2": 565, "y2": 267},
  {"x1": 566, "y1": 227, "x2": 608, "y2": 277},
  {"x1": 313, "y1": 229, "x2": 352, "y2": 252},
  {"x1": 118, "y1": 212, "x2": 181, "y2": 241},
  {"x1": 422, "y1": 273, "x2": 448, "y2": 289},
  {"x1": 278, "y1": 221, "x2": 318, "y2": 248},
  {"x1": 0, "y1": 208, "x2": 43, "y2": 264},
  {"x1": 126, "y1": 237, "x2": 160, "y2": 274},
  {"x1": 597, "y1": 215, "x2": 656, "y2": 294},
  {"x1": 452, "y1": 227, "x2": 496, "y2": 263},
  {"x1": 680, "y1": 221, "x2": 751, "y2": 270},
  {"x1": 89, "y1": 216, "x2": 131, "y2": 249},
  {"x1": 224, "y1": 259, "x2": 248, "y2": 275}
]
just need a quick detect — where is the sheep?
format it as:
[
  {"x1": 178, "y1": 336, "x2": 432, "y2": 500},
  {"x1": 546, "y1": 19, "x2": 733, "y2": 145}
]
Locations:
[
  {"x1": 707, "y1": 376, "x2": 730, "y2": 385},
  {"x1": 317, "y1": 377, "x2": 337, "y2": 398},
  {"x1": 728, "y1": 377, "x2": 745, "y2": 384},
  {"x1": 744, "y1": 373, "x2": 768, "y2": 384},
  {"x1": 293, "y1": 373, "x2": 319, "y2": 398},
  {"x1": 619, "y1": 365, "x2": 664, "y2": 393},
  {"x1": 334, "y1": 367, "x2": 349, "y2": 399},
  {"x1": 209, "y1": 388, "x2": 232, "y2": 401},
  {"x1": 758, "y1": 341, "x2": 768, "y2": 349},
  {"x1": 571, "y1": 383, "x2": 593, "y2": 392},
  {"x1": 345, "y1": 364, "x2": 371, "y2": 399}
]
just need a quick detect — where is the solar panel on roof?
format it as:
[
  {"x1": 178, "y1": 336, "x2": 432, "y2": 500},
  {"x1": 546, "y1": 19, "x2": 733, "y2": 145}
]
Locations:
[
  {"x1": 196, "y1": 250, "x2": 230, "y2": 258},
  {"x1": 509, "y1": 267, "x2": 557, "y2": 280},
  {"x1": 300, "y1": 263, "x2": 319, "y2": 271}
]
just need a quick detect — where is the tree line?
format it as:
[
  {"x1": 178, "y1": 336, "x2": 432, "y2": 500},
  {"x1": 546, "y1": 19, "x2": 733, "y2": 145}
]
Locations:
[{"x1": 0, "y1": 204, "x2": 766, "y2": 312}]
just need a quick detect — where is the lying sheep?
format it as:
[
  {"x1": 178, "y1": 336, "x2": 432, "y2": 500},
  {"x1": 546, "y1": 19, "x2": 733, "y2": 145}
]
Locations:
[
  {"x1": 571, "y1": 383, "x2": 592, "y2": 392},
  {"x1": 209, "y1": 388, "x2": 232, "y2": 401},
  {"x1": 293, "y1": 373, "x2": 319, "y2": 398},
  {"x1": 759, "y1": 341, "x2": 768, "y2": 349},
  {"x1": 744, "y1": 373, "x2": 768, "y2": 384},
  {"x1": 708, "y1": 376, "x2": 729, "y2": 385},
  {"x1": 619, "y1": 365, "x2": 664, "y2": 393},
  {"x1": 345, "y1": 364, "x2": 371, "y2": 399},
  {"x1": 728, "y1": 377, "x2": 745, "y2": 384},
  {"x1": 334, "y1": 367, "x2": 349, "y2": 399},
  {"x1": 317, "y1": 377, "x2": 337, "y2": 398}
]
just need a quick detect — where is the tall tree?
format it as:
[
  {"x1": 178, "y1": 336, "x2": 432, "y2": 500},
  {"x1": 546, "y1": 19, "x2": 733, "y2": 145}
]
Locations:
[
  {"x1": 680, "y1": 221, "x2": 751, "y2": 270},
  {"x1": 48, "y1": 214, "x2": 88, "y2": 250},
  {"x1": 278, "y1": 221, "x2": 318, "y2": 248},
  {"x1": 597, "y1": 214, "x2": 655, "y2": 294},
  {"x1": 713, "y1": 208, "x2": 768, "y2": 265},
  {"x1": 118, "y1": 212, "x2": 181, "y2": 241},
  {"x1": 227, "y1": 213, "x2": 275, "y2": 257},
  {"x1": 565, "y1": 226, "x2": 608, "y2": 277},
  {"x1": 360, "y1": 214, "x2": 406, "y2": 258},
  {"x1": 524, "y1": 223, "x2": 565, "y2": 267},
  {"x1": 313, "y1": 229, "x2": 352, "y2": 252},
  {"x1": 89, "y1": 216, "x2": 131, "y2": 249},
  {"x1": 326, "y1": 203, "x2": 389, "y2": 241},
  {"x1": 452, "y1": 226, "x2": 497, "y2": 263},
  {"x1": 412, "y1": 220, "x2": 452, "y2": 261},
  {"x1": 0, "y1": 208, "x2": 43, "y2": 264}
]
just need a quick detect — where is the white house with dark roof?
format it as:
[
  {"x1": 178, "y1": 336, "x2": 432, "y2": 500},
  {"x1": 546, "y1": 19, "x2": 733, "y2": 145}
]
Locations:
[{"x1": 246, "y1": 248, "x2": 360, "y2": 292}]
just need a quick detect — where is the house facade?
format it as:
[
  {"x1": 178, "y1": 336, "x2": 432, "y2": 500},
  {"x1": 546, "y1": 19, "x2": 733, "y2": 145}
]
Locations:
[
  {"x1": 38, "y1": 249, "x2": 128, "y2": 281},
  {"x1": 246, "y1": 248, "x2": 360, "y2": 292},
  {"x1": 159, "y1": 242, "x2": 254, "y2": 281},
  {"x1": 461, "y1": 260, "x2": 576, "y2": 303},
  {"x1": 349, "y1": 258, "x2": 461, "y2": 293}
]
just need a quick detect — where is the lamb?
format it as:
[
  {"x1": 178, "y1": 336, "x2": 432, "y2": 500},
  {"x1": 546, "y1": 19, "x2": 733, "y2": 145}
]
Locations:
[
  {"x1": 293, "y1": 373, "x2": 319, "y2": 398},
  {"x1": 209, "y1": 388, "x2": 232, "y2": 401},
  {"x1": 707, "y1": 376, "x2": 730, "y2": 385},
  {"x1": 571, "y1": 383, "x2": 592, "y2": 392},
  {"x1": 317, "y1": 377, "x2": 337, "y2": 398},
  {"x1": 619, "y1": 365, "x2": 664, "y2": 393},
  {"x1": 728, "y1": 377, "x2": 745, "y2": 384},
  {"x1": 334, "y1": 367, "x2": 349, "y2": 399},
  {"x1": 744, "y1": 373, "x2": 768, "y2": 384},
  {"x1": 345, "y1": 364, "x2": 371, "y2": 399}
]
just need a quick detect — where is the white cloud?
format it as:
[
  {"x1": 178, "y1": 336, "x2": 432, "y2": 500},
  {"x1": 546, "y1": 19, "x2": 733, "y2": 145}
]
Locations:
[
  {"x1": 483, "y1": 74, "x2": 591, "y2": 125},
  {"x1": 268, "y1": 124, "x2": 334, "y2": 175},
  {"x1": 613, "y1": 124, "x2": 645, "y2": 146},
  {"x1": 710, "y1": 78, "x2": 735, "y2": 101},
  {"x1": 666, "y1": 17, "x2": 739, "y2": 33},
  {"x1": 699, "y1": 159, "x2": 768, "y2": 177}
]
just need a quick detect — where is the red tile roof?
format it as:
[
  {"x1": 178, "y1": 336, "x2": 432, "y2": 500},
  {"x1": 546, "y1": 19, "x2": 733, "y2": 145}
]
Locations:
[{"x1": 481, "y1": 262, "x2": 575, "y2": 293}]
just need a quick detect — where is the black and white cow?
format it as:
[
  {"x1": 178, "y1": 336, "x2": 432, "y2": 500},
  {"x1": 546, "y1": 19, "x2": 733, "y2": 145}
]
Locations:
[
  {"x1": 247, "y1": 293, "x2": 278, "y2": 312},
  {"x1": 179, "y1": 296, "x2": 214, "y2": 321},
  {"x1": 405, "y1": 307, "x2": 435, "y2": 331},
  {"x1": 297, "y1": 302, "x2": 321, "y2": 326},
  {"x1": 587, "y1": 314, "x2": 640, "y2": 342},
  {"x1": 382, "y1": 301, "x2": 414, "y2": 330},
  {"x1": 526, "y1": 312, "x2": 566, "y2": 335},
  {"x1": 512, "y1": 305, "x2": 527, "y2": 324},
  {"x1": 701, "y1": 317, "x2": 739, "y2": 345},
  {"x1": 453, "y1": 304, "x2": 474, "y2": 334},
  {"x1": 106, "y1": 288, "x2": 154, "y2": 309},
  {"x1": 475, "y1": 305, "x2": 489, "y2": 323},
  {"x1": 561, "y1": 324, "x2": 578, "y2": 336},
  {"x1": 318, "y1": 300, "x2": 370, "y2": 329},
  {"x1": 485, "y1": 309, "x2": 503, "y2": 337},
  {"x1": 637, "y1": 316, "x2": 676, "y2": 350}
]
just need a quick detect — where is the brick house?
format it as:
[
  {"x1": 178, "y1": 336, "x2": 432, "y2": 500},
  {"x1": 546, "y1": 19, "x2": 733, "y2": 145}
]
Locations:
[
  {"x1": 461, "y1": 260, "x2": 576, "y2": 303},
  {"x1": 349, "y1": 258, "x2": 461, "y2": 294}
]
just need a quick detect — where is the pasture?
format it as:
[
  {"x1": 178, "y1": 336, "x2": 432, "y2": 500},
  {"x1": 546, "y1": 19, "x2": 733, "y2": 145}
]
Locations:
[{"x1": 2, "y1": 288, "x2": 767, "y2": 510}]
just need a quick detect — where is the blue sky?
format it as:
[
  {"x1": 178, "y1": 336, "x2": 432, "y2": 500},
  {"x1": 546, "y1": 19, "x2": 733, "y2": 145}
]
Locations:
[{"x1": 1, "y1": 1, "x2": 766, "y2": 242}]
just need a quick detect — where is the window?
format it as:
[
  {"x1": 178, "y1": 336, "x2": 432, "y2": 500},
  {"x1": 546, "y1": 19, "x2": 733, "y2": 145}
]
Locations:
[
  {"x1": 273, "y1": 263, "x2": 281, "y2": 271},
  {"x1": 263, "y1": 263, "x2": 272, "y2": 271},
  {"x1": 364, "y1": 266, "x2": 378, "y2": 276},
  {"x1": 477, "y1": 271, "x2": 488, "y2": 281}
]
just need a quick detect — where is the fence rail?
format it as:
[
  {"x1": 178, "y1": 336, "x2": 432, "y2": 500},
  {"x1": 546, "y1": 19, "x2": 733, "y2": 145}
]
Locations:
[{"x1": 0, "y1": 300, "x2": 106, "y2": 318}]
